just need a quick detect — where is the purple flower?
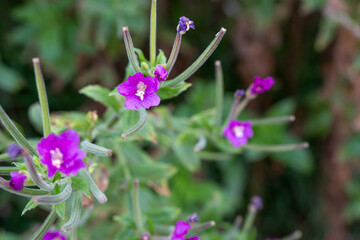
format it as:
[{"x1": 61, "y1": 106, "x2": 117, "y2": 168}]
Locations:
[
  {"x1": 250, "y1": 196, "x2": 263, "y2": 211},
  {"x1": 171, "y1": 220, "x2": 199, "y2": 240},
  {"x1": 117, "y1": 72, "x2": 161, "y2": 110},
  {"x1": 154, "y1": 65, "x2": 168, "y2": 82},
  {"x1": 235, "y1": 89, "x2": 245, "y2": 97},
  {"x1": 37, "y1": 129, "x2": 86, "y2": 178},
  {"x1": 186, "y1": 213, "x2": 198, "y2": 223},
  {"x1": 250, "y1": 76, "x2": 274, "y2": 95},
  {"x1": 9, "y1": 172, "x2": 27, "y2": 191},
  {"x1": 7, "y1": 143, "x2": 23, "y2": 159},
  {"x1": 141, "y1": 233, "x2": 151, "y2": 240},
  {"x1": 177, "y1": 16, "x2": 195, "y2": 34},
  {"x1": 223, "y1": 120, "x2": 253, "y2": 148},
  {"x1": 43, "y1": 230, "x2": 66, "y2": 240}
]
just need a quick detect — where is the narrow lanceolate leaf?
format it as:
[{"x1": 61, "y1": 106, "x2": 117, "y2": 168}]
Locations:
[
  {"x1": 22, "y1": 199, "x2": 39, "y2": 215},
  {"x1": 0, "y1": 105, "x2": 38, "y2": 157},
  {"x1": 80, "y1": 140, "x2": 112, "y2": 157},
  {"x1": 61, "y1": 191, "x2": 82, "y2": 232},
  {"x1": 214, "y1": 60, "x2": 224, "y2": 127},
  {"x1": 33, "y1": 58, "x2": 51, "y2": 137},
  {"x1": 123, "y1": 26, "x2": 141, "y2": 73},
  {"x1": 30, "y1": 208, "x2": 57, "y2": 240},
  {"x1": 121, "y1": 108, "x2": 147, "y2": 138},
  {"x1": 249, "y1": 116, "x2": 295, "y2": 126},
  {"x1": 33, "y1": 184, "x2": 72, "y2": 205},
  {"x1": 163, "y1": 28, "x2": 227, "y2": 87},
  {"x1": 80, "y1": 85, "x2": 122, "y2": 112}
]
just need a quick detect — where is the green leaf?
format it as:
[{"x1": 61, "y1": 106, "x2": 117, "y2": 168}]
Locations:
[
  {"x1": 129, "y1": 162, "x2": 177, "y2": 182},
  {"x1": 158, "y1": 82, "x2": 192, "y2": 100},
  {"x1": 80, "y1": 85, "x2": 122, "y2": 112},
  {"x1": 173, "y1": 131, "x2": 200, "y2": 171},
  {"x1": 54, "y1": 201, "x2": 66, "y2": 220},
  {"x1": 71, "y1": 177, "x2": 90, "y2": 196},
  {"x1": 134, "y1": 48, "x2": 149, "y2": 65},
  {"x1": 156, "y1": 49, "x2": 167, "y2": 65},
  {"x1": 28, "y1": 102, "x2": 43, "y2": 133},
  {"x1": 22, "y1": 199, "x2": 39, "y2": 216},
  {"x1": 146, "y1": 206, "x2": 180, "y2": 224},
  {"x1": 0, "y1": 63, "x2": 25, "y2": 93}
]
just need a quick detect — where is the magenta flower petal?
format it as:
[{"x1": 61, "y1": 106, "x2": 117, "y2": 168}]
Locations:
[
  {"x1": 186, "y1": 237, "x2": 200, "y2": 240},
  {"x1": 43, "y1": 230, "x2": 66, "y2": 240},
  {"x1": 172, "y1": 220, "x2": 191, "y2": 238},
  {"x1": 117, "y1": 72, "x2": 161, "y2": 110},
  {"x1": 9, "y1": 172, "x2": 27, "y2": 191},
  {"x1": 37, "y1": 129, "x2": 86, "y2": 178},
  {"x1": 250, "y1": 76, "x2": 274, "y2": 95},
  {"x1": 223, "y1": 120, "x2": 253, "y2": 148},
  {"x1": 154, "y1": 65, "x2": 168, "y2": 82}
]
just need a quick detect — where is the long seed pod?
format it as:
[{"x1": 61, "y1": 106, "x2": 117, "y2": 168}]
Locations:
[
  {"x1": 0, "y1": 176, "x2": 49, "y2": 197},
  {"x1": 121, "y1": 108, "x2": 147, "y2": 138},
  {"x1": 242, "y1": 143, "x2": 309, "y2": 152},
  {"x1": 149, "y1": 0, "x2": 157, "y2": 66},
  {"x1": 80, "y1": 140, "x2": 112, "y2": 157},
  {"x1": 249, "y1": 116, "x2": 295, "y2": 126},
  {"x1": 214, "y1": 60, "x2": 224, "y2": 127},
  {"x1": 24, "y1": 153, "x2": 53, "y2": 191},
  {"x1": 61, "y1": 191, "x2": 83, "y2": 232},
  {"x1": 123, "y1": 26, "x2": 141, "y2": 73},
  {"x1": 165, "y1": 33, "x2": 182, "y2": 74},
  {"x1": 30, "y1": 208, "x2": 57, "y2": 240},
  {"x1": 79, "y1": 169, "x2": 107, "y2": 204},
  {"x1": 33, "y1": 184, "x2": 72, "y2": 205}
]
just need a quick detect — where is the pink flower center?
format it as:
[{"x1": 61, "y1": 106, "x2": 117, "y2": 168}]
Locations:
[
  {"x1": 233, "y1": 126, "x2": 244, "y2": 138},
  {"x1": 135, "y1": 81, "x2": 147, "y2": 101},
  {"x1": 50, "y1": 148, "x2": 63, "y2": 169}
]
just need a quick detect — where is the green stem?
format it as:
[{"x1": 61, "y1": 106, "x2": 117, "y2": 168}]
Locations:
[
  {"x1": 249, "y1": 116, "x2": 295, "y2": 126},
  {"x1": 33, "y1": 184, "x2": 72, "y2": 205},
  {"x1": 214, "y1": 60, "x2": 224, "y2": 127},
  {"x1": 232, "y1": 95, "x2": 252, "y2": 119},
  {"x1": 241, "y1": 210, "x2": 256, "y2": 236},
  {"x1": 198, "y1": 151, "x2": 233, "y2": 161},
  {"x1": 121, "y1": 108, "x2": 147, "y2": 138},
  {"x1": 70, "y1": 229, "x2": 78, "y2": 240},
  {"x1": 123, "y1": 26, "x2": 141, "y2": 73},
  {"x1": 116, "y1": 146, "x2": 132, "y2": 182},
  {"x1": 80, "y1": 140, "x2": 112, "y2": 157},
  {"x1": 165, "y1": 33, "x2": 182, "y2": 74},
  {"x1": 33, "y1": 58, "x2": 51, "y2": 137},
  {"x1": 79, "y1": 169, "x2": 107, "y2": 204},
  {"x1": 0, "y1": 166, "x2": 18, "y2": 175},
  {"x1": 224, "y1": 216, "x2": 243, "y2": 240},
  {"x1": 61, "y1": 191, "x2": 82, "y2": 232},
  {"x1": 0, "y1": 105, "x2": 38, "y2": 157},
  {"x1": 133, "y1": 179, "x2": 144, "y2": 234},
  {"x1": 150, "y1": 0, "x2": 157, "y2": 66},
  {"x1": 30, "y1": 208, "x2": 57, "y2": 240},
  {"x1": 163, "y1": 28, "x2": 227, "y2": 87},
  {"x1": 243, "y1": 143, "x2": 309, "y2": 152}
]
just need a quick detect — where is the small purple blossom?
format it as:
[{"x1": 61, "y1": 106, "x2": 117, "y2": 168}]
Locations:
[
  {"x1": 250, "y1": 76, "x2": 275, "y2": 95},
  {"x1": 235, "y1": 89, "x2": 245, "y2": 97},
  {"x1": 250, "y1": 196, "x2": 263, "y2": 211},
  {"x1": 141, "y1": 233, "x2": 151, "y2": 240},
  {"x1": 177, "y1": 16, "x2": 195, "y2": 34},
  {"x1": 223, "y1": 120, "x2": 253, "y2": 148},
  {"x1": 171, "y1": 220, "x2": 199, "y2": 240},
  {"x1": 43, "y1": 230, "x2": 66, "y2": 240},
  {"x1": 117, "y1": 72, "x2": 161, "y2": 110},
  {"x1": 154, "y1": 65, "x2": 168, "y2": 82},
  {"x1": 37, "y1": 129, "x2": 86, "y2": 178},
  {"x1": 9, "y1": 172, "x2": 27, "y2": 191},
  {"x1": 7, "y1": 143, "x2": 23, "y2": 159},
  {"x1": 186, "y1": 213, "x2": 198, "y2": 223}
]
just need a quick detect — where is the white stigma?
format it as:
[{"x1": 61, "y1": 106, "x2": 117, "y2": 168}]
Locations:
[
  {"x1": 50, "y1": 148, "x2": 63, "y2": 168},
  {"x1": 135, "y1": 81, "x2": 147, "y2": 101},
  {"x1": 233, "y1": 126, "x2": 244, "y2": 138}
]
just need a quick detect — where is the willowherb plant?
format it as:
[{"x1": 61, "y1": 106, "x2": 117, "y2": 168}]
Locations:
[{"x1": 0, "y1": 1, "x2": 308, "y2": 240}]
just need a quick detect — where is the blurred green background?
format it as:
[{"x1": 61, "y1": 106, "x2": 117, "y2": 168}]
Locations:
[{"x1": 1, "y1": 0, "x2": 360, "y2": 239}]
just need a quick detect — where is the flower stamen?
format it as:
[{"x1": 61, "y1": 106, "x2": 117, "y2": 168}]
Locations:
[
  {"x1": 50, "y1": 148, "x2": 63, "y2": 169},
  {"x1": 135, "y1": 81, "x2": 147, "y2": 101},
  {"x1": 233, "y1": 126, "x2": 244, "y2": 138}
]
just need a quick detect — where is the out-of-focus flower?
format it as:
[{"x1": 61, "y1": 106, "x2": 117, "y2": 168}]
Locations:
[
  {"x1": 250, "y1": 76, "x2": 274, "y2": 95},
  {"x1": 37, "y1": 129, "x2": 86, "y2": 177},
  {"x1": 117, "y1": 72, "x2": 160, "y2": 110},
  {"x1": 9, "y1": 172, "x2": 27, "y2": 191},
  {"x1": 177, "y1": 16, "x2": 195, "y2": 34},
  {"x1": 7, "y1": 143, "x2": 23, "y2": 159},
  {"x1": 43, "y1": 230, "x2": 66, "y2": 240},
  {"x1": 250, "y1": 196, "x2": 263, "y2": 212},
  {"x1": 223, "y1": 120, "x2": 253, "y2": 147},
  {"x1": 141, "y1": 233, "x2": 151, "y2": 240},
  {"x1": 187, "y1": 213, "x2": 198, "y2": 223}
]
